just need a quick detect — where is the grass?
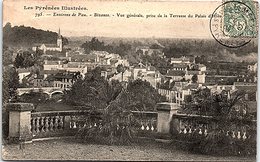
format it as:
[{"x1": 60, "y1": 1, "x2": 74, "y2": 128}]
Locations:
[{"x1": 2, "y1": 138, "x2": 256, "y2": 161}]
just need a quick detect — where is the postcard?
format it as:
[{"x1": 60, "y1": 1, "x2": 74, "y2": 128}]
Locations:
[{"x1": 2, "y1": 0, "x2": 258, "y2": 161}]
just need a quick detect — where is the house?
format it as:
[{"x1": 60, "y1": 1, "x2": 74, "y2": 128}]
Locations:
[
  {"x1": 171, "y1": 56, "x2": 195, "y2": 64},
  {"x1": 43, "y1": 60, "x2": 63, "y2": 71},
  {"x1": 17, "y1": 68, "x2": 31, "y2": 83},
  {"x1": 132, "y1": 63, "x2": 162, "y2": 88},
  {"x1": 165, "y1": 70, "x2": 185, "y2": 81},
  {"x1": 174, "y1": 83, "x2": 200, "y2": 106},
  {"x1": 53, "y1": 72, "x2": 81, "y2": 90},
  {"x1": 109, "y1": 69, "x2": 132, "y2": 82},
  {"x1": 135, "y1": 45, "x2": 164, "y2": 57},
  {"x1": 71, "y1": 54, "x2": 97, "y2": 63},
  {"x1": 33, "y1": 74, "x2": 45, "y2": 87},
  {"x1": 43, "y1": 60, "x2": 88, "y2": 77},
  {"x1": 111, "y1": 59, "x2": 130, "y2": 67},
  {"x1": 143, "y1": 71, "x2": 162, "y2": 88},
  {"x1": 32, "y1": 28, "x2": 63, "y2": 53},
  {"x1": 158, "y1": 88, "x2": 176, "y2": 102},
  {"x1": 172, "y1": 63, "x2": 188, "y2": 71},
  {"x1": 248, "y1": 63, "x2": 257, "y2": 73},
  {"x1": 185, "y1": 70, "x2": 206, "y2": 83},
  {"x1": 62, "y1": 62, "x2": 88, "y2": 76},
  {"x1": 133, "y1": 63, "x2": 148, "y2": 80}
]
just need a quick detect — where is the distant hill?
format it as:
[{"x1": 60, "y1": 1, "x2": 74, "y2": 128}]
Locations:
[
  {"x1": 68, "y1": 35, "x2": 258, "y2": 62},
  {"x1": 3, "y1": 23, "x2": 68, "y2": 48}
]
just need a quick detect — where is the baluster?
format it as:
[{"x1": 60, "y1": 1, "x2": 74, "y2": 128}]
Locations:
[
  {"x1": 59, "y1": 116, "x2": 64, "y2": 129},
  {"x1": 179, "y1": 128, "x2": 182, "y2": 134},
  {"x1": 226, "y1": 131, "x2": 229, "y2": 136},
  {"x1": 73, "y1": 121, "x2": 77, "y2": 128},
  {"x1": 99, "y1": 122, "x2": 102, "y2": 129},
  {"x1": 237, "y1": 131, "x2": 241, "y2": 139},
  {"x1": 146, "y1": 120, "x2": 150, "y2": 131},
  {"x1": 49, "y1": 117, "x2": 54, "y2": 131},
  {"x1": 36, "y1": 117, "x2": 40, "y2": 133},
  {"x1": 151, "y1": 125, "x2": 154, "y2": 131},
  {"x1": 31, "y1": 117, "x2": 36, "y2": 134},
  {"x1": 242, "y1": 132, "x2": 247, "y2": 140},
  {"x1": 183, "y1": 126, "x2": 187, "y2": 134},
  {"x1": 94, "y1": 122, "x2": 97, "y2": 127},
  {"x1": 141, "y1": 120, "x2": 145, "y2": 130},
  {"x1": 54, "y1": 116, "x2": 59, "y2": 130},
  {"x1": 232, "y1": 131, "x2": 236, "y2": 138},
  {"x1": 40, "y1": 117, "x2": 45, "y2": 132},
  {"x1": 204, "y1": 129, "x2": 208, "y2": 136},
  {"x1": 45, "y1": 117, "x2": 49, "y2": 132},
  {"x1": 69, "y1": 116, "x2": 73, "y2": 128},
  {"x1": 199, "y1": 128, "x2": 202, "y2": 135},
  {"x1": 188, "y1": 126, "x2": 192, "y2": 134}
]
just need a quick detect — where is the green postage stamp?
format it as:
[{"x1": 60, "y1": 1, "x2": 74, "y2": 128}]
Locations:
[{"x1": 223, "y1": 0, "x2": 258, "y2": 38}]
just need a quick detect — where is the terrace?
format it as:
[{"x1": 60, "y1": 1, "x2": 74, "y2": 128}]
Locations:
[
  {"x1": 2, "y1": 139, "x2": 255, "y2": 161},
  {"x1": 3, "y1": 103, "x2": 256, "y2": 161}
]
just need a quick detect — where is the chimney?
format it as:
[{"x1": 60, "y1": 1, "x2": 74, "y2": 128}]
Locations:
[
  {"x1": 58, "y1": 61, "x2": 61, "y2": 65},
  {"x1": 44, "y1": 60, "x2": 48, "y2": 64}
]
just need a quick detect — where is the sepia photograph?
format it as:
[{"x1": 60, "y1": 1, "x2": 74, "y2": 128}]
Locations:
[{"x1": 2, "y1": 0, "x2": 258, "y2": 161}]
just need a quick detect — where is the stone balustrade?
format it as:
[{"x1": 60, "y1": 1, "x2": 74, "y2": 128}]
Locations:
[
  {"x1": 131, "y1": 111, "x2": 158, "y2": 134},
  {"x1": 30, "y1": 110, "x2": 102, "y2": 138},
  {"x1": 6, "y1": 103, "x2": 162, "y2": 143},
  {"x1": 171, "y1": 113, "x2": 256, "y2": 141}
]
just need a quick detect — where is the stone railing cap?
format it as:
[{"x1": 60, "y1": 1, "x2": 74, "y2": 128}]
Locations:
[
  {"x1": 6, "y1": 103, "x2": 34, "y2": 112},
  {"x1": 156, "y1": 102, "x2": 180, "y2": 111}
]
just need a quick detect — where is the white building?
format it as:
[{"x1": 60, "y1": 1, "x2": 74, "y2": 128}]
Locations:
[
  {"x1": 248, "y1": 63, "x2": 257, "y2": 73},
  {"x1": 17, "y1": 68, "x2": 31, "y2": 83}
]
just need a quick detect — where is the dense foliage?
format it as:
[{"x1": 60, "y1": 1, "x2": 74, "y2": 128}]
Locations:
[
  {"x1": 140, "y1": 52, "x2": 170, "y2": 75},
  {"x1": 172, "y1": 88, "x2": 256, "y2": 156},
  {"x1": 81, "y1": 37, "x2": 132, "y2": 57},
  {"x1": 3, "y1": 66, "x2": 20, "y2": 103},
  {"x1": 64, "y1": 67, "x2": 123, "y2": 109},
  {"x1": 126, "y1": 79, "x2": 166, "y2": 111},
  {"x1": 3, "y1": 23, "x2": 69, "y2": 47},
  {"x1": 18, "y1": 91, "x2": 49, "y2": 110}
]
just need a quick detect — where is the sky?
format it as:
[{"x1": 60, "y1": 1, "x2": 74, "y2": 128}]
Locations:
[{"x1": 2, "y1": 0, "x2": 237, "y2": 38}]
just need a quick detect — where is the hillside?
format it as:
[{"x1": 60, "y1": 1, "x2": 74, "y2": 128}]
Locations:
[{"x1": 3, "y1": 23, "x2": 68, "y2": 48}]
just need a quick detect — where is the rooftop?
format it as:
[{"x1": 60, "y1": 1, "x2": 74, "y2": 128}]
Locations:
[
  {"x1": 16, "y1": 68, "x2": 31, "y2": 73},
  {"x1": 71, "y1": 54, "x2": 96, "y2": 62},
  {"x1": 166, "y1": 70, "x2": 185, "y2": 76}
]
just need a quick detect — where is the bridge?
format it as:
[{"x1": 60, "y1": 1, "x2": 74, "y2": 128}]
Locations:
[{"x1": 17, "y1": 87, "x2": 64, "y2": 98}]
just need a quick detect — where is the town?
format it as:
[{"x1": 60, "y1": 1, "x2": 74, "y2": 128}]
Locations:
[{"x1": 2, "y1": 24, "x2": 257, "y2": 160}]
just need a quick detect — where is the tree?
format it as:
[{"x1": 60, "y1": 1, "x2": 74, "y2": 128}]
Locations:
[
  {"x1": 81, "y1": 37, "x2": 106, "y2": 53},
  {"x1": 19, "y1": 91, "x2": 49, "y2": 110},
  {"x1": 179, "y1": 88, "x2": 255, "y2": 155},
  {"x1": 191, "y1": 74, "x2": 198, "y2": 83},
  {"x1": 126, "y1": 79, "x2": 166, "y2": 111},
  {"x1": 14, "y1": 53, "x2": 24, "y2": 68},
  {"x1": 3, "y1": 49, "x2": 13, "y2": 66},
  {"x1": 64, "y1": 67, "x2": 123, "y2": 109},
  {"x1": 3, "y1": 67, "x2": 20, "y2": 103},
  {"x1": 14, "y1": 51, "x2": 36, "y2": 68}
]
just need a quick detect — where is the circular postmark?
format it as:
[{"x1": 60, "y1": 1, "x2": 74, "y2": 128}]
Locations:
[{"x1": 210, "y1": 1, "x2": 257, "y2": 48}]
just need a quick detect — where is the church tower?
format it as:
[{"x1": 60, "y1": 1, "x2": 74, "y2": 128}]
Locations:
[{"x1": 57, "y1": 28, "x2": 62, "y2": 51}]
